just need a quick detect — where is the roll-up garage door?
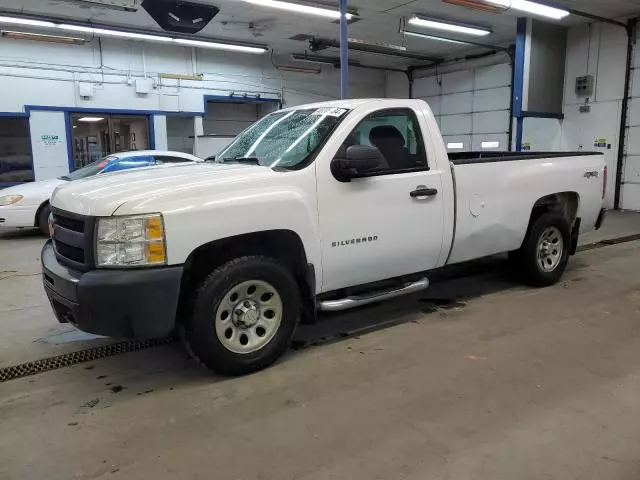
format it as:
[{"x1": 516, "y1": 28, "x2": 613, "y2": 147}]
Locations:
[{"x1": 412, "y1": 63, "x2": 512, "y2": 153}]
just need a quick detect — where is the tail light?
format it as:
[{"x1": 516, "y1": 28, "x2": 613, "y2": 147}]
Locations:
[{"x1": 602, "y1": 165, "x2": 608, "y2": 200}]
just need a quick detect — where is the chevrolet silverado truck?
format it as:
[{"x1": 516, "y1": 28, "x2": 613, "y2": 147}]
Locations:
[{"x1": 42, "y1": 99, "x2": 607, "y2": 376}]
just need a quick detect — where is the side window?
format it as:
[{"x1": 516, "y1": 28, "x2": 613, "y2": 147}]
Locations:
[
  {"x1": 340, "y1": 109, "x2": 428, "y2": 175},
  {"x1": 105, "y1": 155, "x2": 153, "y2": 172},
  {"x1": 154, "y1": 155, "x2": 193, "y2": 164}
]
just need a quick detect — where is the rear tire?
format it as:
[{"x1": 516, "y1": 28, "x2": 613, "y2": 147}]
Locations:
[
  {"x1": 514, "y1": 212, "x2": 571, "y2": 287},
  {"x1": 184, "y1": 256, "x2": 300, "y2": 376},
  {"x1": 37, "y1": 203, "x2": 51, "y2": 236}
]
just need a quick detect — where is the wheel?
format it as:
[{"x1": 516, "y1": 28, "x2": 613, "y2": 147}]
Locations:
[
  {"x1": 516, "y1": 212, "x2": 571, "y2": 287},
  {"x1": 184, "y1": 256, "x2": 301, "y2": 376},
  {"x1": 37, "y1": 203, "x2": 51, "y2": 236}
]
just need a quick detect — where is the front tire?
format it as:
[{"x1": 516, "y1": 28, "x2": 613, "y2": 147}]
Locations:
[
  {"x1": 37, "y1": 203, "x2": 51, "y2": 236},
  {"x1": 185, "y1": 256, "x2": 300, "y2": 376},
  {"x1": 516, "y1": 212, "x2": 571, "y2": 287}
]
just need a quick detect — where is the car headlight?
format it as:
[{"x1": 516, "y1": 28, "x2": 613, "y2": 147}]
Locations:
[
  {"x1": 96, "y1": 214, "x2": 167, "y2": 268},
  {"x1": 0, "y1": 194, "x2": 23, "y2": 206}
]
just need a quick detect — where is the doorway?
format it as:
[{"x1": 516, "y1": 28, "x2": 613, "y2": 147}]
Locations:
[{"x1": 70, "y1": 113, "x2": 150, "y2": 170}]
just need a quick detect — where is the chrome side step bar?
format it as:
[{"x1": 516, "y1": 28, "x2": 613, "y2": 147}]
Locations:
[{"x1": 318, "y1": 277, "x2": 430, "y2": 312}]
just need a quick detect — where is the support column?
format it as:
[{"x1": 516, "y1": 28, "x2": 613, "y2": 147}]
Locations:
[{"x1": 339, "y1": 0, "x2": 349, "y2": 99}]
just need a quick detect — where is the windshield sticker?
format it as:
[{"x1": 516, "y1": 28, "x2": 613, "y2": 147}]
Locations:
[{"x1": 312, "y1": 107, "x2": 347, "y2": 117}]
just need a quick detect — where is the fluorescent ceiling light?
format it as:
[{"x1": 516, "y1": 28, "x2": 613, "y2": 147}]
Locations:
[
  {"x1": 481, "y1": 141, "x2": 500, "y2": 149},
  {"x1": 408, "y1": 16, "x2": 491, "y2": 36},
  {"x1": 404, "y1": 31, "x2": 468, "y2": 45},
  {"x1": 0, "y1": 16, "x2": 56, "y2": 28},
  {"x1": 0, "y1": 15, "x2": 266, "y2": 54},
  {"x1": 1, "y1": 30, "x2": 86, "y2": 45},
  {"x1": 77, "y1": 117, "x2": 105, "y2": 122},
  {"x1": 243, "y1": 0, "x2": 353, "y2": 20},
  {"x1": 58, "y1": 24, "x2": 173, "y2": 42},
  {"x1": 485, "y1": 0, "x2": 569, "y2": 19},
  {"x1": 447, "y1": 142, "x2": 465, "y2": 149},
  {"x1": 173, "y1": 38, "x2": 267, "y2": 54}
]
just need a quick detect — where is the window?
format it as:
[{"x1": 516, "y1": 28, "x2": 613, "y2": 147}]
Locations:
[
  {"x1": 0, "y1": 117, "x2": 33, "y2": 184},
  {"x1": 340, "y1": 109, "x2": 428, "y2": 174},
  {"x1": 218, "y1": 107, "x2": 349, "y2": 169},
  {"x1": 71, "y1": 114, "x2": 150, "y2": 170}
]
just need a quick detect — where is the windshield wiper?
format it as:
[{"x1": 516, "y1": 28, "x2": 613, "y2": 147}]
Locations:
[
  {"x1": 59, "y1": 175, "x2": 71, "y2": 181},
  {"x1": 221, "y1": 157, "x2": 262, "y2": 165}
]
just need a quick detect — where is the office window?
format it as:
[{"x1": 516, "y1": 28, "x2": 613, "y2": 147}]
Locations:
[
  {"x1": 71, "y1": 114, "x2": 150, "y2": 170},
  {"x1": 0, "y1": 117, "x2": 34, "y2": 183}
]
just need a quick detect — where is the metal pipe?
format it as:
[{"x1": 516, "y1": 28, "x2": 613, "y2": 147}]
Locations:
[
  {"x1": 507, "y1": 44, "x2": 515, "y2": 151},
  {"x1": 339, "y1": 0, "x2": 348, "y2": 99},
  {"x1": 614, "y1": 18, "x2": 637, "y2": 209},
  {"x1": 566, "y1": 8, "x2": 627, "y2": 29}
]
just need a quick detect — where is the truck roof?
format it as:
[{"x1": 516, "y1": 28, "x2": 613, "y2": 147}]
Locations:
[{"x1": 280, "y1": 98, "x2": 426, "y2": 112}]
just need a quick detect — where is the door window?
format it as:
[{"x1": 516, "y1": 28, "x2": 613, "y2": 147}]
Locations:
[
  {"x1": 340, "y1": 109, "x2": 428, "y2": 175},
  {"x1": 71, "y1": 114, "x2": 150, "y2": 170}
]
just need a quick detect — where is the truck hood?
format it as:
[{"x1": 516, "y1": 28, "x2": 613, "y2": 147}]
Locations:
[
  {"x1": 51, "y1": 163, "x2": 274, "y2": 216},
  {"x1": 1, "y1": 178, "x2": 66, "y2": 206}
]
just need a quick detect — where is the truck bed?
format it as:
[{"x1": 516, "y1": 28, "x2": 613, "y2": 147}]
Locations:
[
  {"x1": 445, "y1": 151, "x2": 606, "y2": 266},
  {"x1": 449, "y1": 151, "x2": 602, "y2": 165}
]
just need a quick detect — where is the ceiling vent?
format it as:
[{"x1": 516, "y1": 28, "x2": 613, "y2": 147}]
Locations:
[{"x1": 142, "y1": 0, "x2": 220, "y2": 34}]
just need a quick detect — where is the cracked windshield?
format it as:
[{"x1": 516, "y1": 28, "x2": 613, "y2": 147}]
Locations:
[{"x1": 217, "y1": 107, "x2": 349, "y2": 169}]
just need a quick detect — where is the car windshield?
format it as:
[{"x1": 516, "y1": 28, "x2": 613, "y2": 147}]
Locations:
[
  {"x1": 60, "y1": 156, "x2": 117, "y2": 181},
  {"x1": 217, "y1": 107, "x2": 350, "y2": 169}
]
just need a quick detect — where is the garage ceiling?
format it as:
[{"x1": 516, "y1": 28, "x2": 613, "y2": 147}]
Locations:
[{"x1": 0, "y1": 0, "x2": 639, "y2": 68}]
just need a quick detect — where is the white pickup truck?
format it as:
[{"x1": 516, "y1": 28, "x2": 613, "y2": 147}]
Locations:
[{"x1": 42, "y1": 99, "x2": 607, "y2": 375}]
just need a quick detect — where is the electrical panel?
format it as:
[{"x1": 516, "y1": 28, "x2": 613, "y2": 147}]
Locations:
[
  {"x1": 78, "y1": 82, "x2": 94, "y2": 98},
  {"x1": 135, "y1": 78, "x2": 154, "y2": 94},
  {"x1": 575, "y1": 75, "x2": 594, "y2": 96}
]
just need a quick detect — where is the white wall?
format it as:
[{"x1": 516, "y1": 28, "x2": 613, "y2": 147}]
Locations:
[
  {"x1": 385, "y1": 71, "x2": 409, "y2": 99},
  {"x1": 0, "y1": 36, "x2": 385, "y2": 180},
  {"x1": 522, "y1": 22, "x2": 627, "y2": 209},
  {"x1": 0, "y1": 38, "x2": 385, "y2": 114}
]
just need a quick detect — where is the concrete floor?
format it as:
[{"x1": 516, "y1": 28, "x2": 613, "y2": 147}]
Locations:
[{"x1": 1, "y1": 211, "x2": 640, "y2": 479}]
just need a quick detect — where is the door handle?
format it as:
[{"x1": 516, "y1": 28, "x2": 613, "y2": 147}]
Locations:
[{"x1": 410, "y1": 187, "x2": 438, "y2": 198}]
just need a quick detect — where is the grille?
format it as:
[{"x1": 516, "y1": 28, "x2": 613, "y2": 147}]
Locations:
[
  {"x1": 54, "y1": 213, "x2": 85, "y2": 233},
  {"x1": 52, "y1": 209, "x2": 94, "y2": 269},
  {"x1": 55, "y1": 241, "x2": 85, "y2": 263}
]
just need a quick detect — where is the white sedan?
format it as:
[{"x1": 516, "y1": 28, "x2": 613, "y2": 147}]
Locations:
[{"x1": 0, "y1": 150, "x2": 202, "y2": 234}]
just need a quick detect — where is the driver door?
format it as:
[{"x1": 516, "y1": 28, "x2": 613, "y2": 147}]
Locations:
[{"x1": 316, "y1": 107, "x2": 445, "y2": 292}]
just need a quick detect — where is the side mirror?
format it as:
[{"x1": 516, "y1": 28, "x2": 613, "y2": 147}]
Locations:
[{"x1": 331, "y1": 145, "x2": 383, "y2": 182}]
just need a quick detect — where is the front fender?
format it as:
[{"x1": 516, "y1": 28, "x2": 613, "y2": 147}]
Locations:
[{"x1": 158, "y1": 187, "x2": 320, "y2": 284}]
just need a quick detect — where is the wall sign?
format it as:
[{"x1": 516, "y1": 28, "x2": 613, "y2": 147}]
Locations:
[
  {"x1": 41, "y1": 134, "x2": 61, "y2": 148},
  {"x1": 594, "y1": 138, "x2": 607, "y2": 148}
]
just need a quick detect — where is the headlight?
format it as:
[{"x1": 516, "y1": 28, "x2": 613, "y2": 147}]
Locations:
[
  {"x1": 96, "y1": 214, "x2": 166, "y2": 268},
  {"x1": 0, "y1": 194, "x2": 23, "y2": 206}
]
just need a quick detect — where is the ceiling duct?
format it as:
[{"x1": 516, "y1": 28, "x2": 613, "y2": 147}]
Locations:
[
  {"x1": 142, "y1": 0, "x2": 219, "y2": 34},
  {"x1": 309, "y1": 36, "x2": 441, "y2": 62},
  {"x1": 441, "y1": 0, "x2": 504, "y2": 13},
  {"x1": 54, "y1": 0, "x2": 139, "y2": 12}
]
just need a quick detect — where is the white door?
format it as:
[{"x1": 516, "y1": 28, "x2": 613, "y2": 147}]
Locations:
[{"x1": 316, "y1": 108, "x2": 446, "y2": 292}]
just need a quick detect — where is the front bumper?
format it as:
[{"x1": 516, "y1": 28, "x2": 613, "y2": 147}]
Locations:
[
  {"x1": 0, "y1": 204, "x2": 36, "y2": 228},
  {"x1": 42, "y1": 240, "x2": 183, "y2": 339}
]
